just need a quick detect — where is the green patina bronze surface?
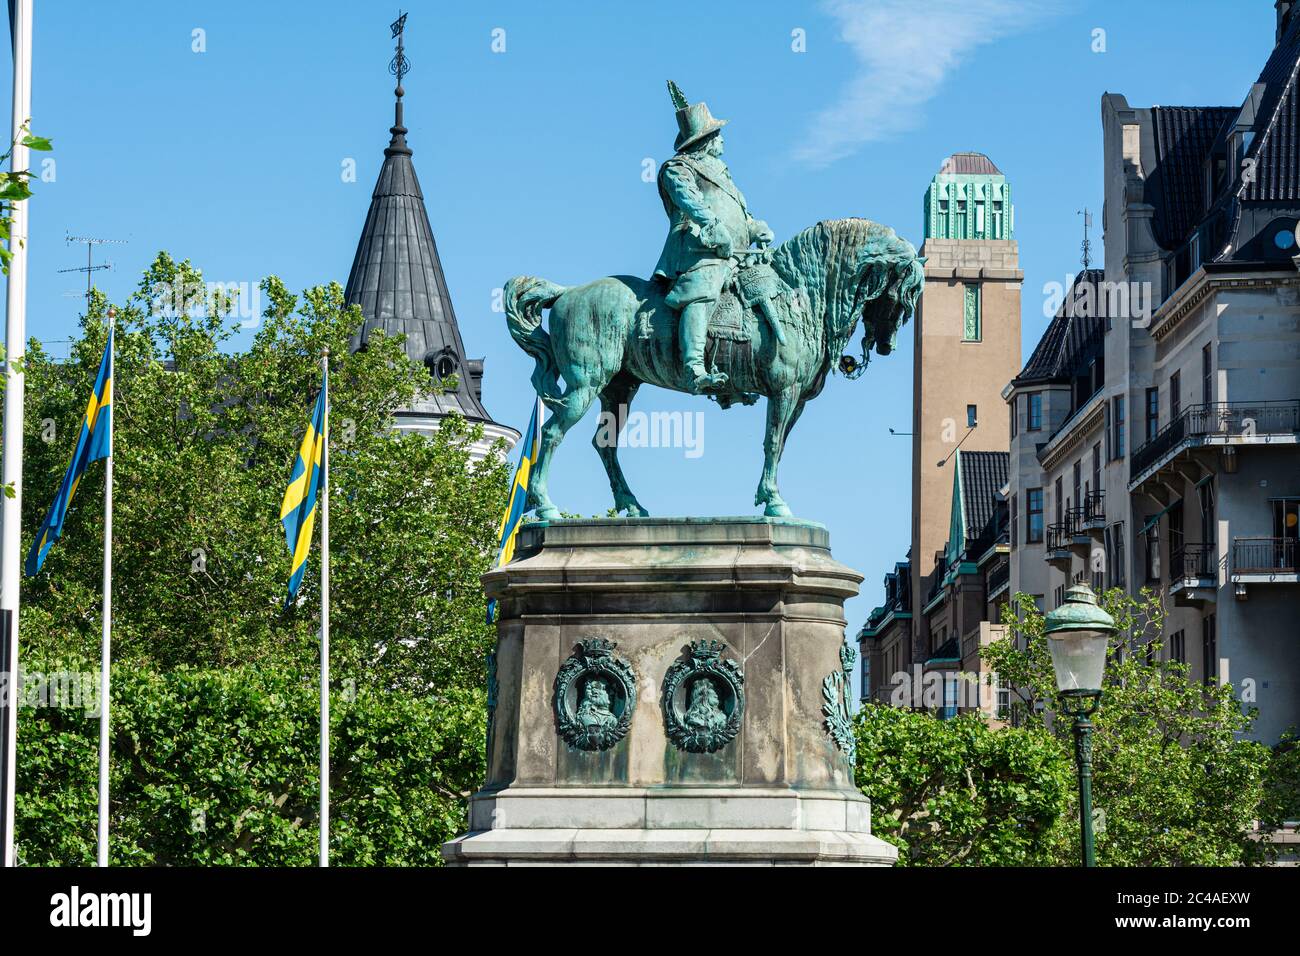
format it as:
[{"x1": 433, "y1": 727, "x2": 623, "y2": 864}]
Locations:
[
  {"x1": 553, "y1": 638, "x2": 637, "y2": 752},
  {"x1": 505, "y1": 82, "x2": 923, "y2": 520},
  {"x1": 661, "y1": 640, "x2": 745, "y2": 755},
  {"x1": 822, "y1": 643, "x2": 857, "y2": 766}
]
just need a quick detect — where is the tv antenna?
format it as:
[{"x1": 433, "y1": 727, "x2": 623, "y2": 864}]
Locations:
[
  {"x1": 60, "y1": 234, "x2": 128, "y2": 303},
  {"x1": 1077, "y1": 209, "x2": 1093, "y2": 270}
]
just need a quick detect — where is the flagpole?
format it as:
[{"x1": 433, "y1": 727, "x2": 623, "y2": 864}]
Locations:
[
  {"x1": 0, "y1": 0, "x2": 33, "y2": 870},
  {"x1": 96, "y1": 308, "x2": 114, "y2": 868},
  {"x1": 318, "y1": 350, "x2": 329, "y2": 868}
]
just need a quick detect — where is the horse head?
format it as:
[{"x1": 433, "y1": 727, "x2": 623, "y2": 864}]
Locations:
[
  {"x1": 771, "y1": 218, "x2": 924, "y2": 372},
  {"x1": 851, "y1": 221, "x2": 924, "y2": 360}
]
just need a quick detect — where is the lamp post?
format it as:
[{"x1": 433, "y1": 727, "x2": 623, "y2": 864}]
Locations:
[{"x1": 1043, "y1": 583, "x2": 1115, "y2": 867}]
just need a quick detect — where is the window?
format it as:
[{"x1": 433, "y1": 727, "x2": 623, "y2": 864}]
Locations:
[
  {"x1": 1011, "y1": 492, "x2": 1019, "y2": 547},
  {"x1": 1105, "y1": 523, "x2": 1125, "y2": 590},
  {"x1": 937, "y1": 199, "x2": 949, "y2": 236},
  {"x1": 955, "y1": 199, "x2": 967, "y2": 237},
  {"x1": 963, "y1": 283, "x2": 982, "y2": 341},
  {"x1": 1054, "y1": 476, "x2": 1063, "y2": 525},
  {"x1": 1169, "y1": 629, "x2": 1186, "y2": 664},
  {"x1": 1026, "y1": 488, "x2": 1044, "y2": 543},
  {"x1": 941, "y1": 677, "x2": 958, "y2": 720},
  {"x1": 1028, "y1": 393, "x2": 1043, "y2": 431},
  {"x1": 1112, "y1": 521, "x2": 1127, "y2": 588},
  {"x1": 1072, "y1": 461, "x2": 1082, "y2": 516},
  {"x1": 1091, "y1": 443, "x2": 1102, "y2": 500},
  {"x1": 1202, "y1": 343, "x2": 1213, "y2": 405},
  {"x1": 1145, "y1": 387, "x2": 1159, "y2": 443},
  {"x1": 967, "y1": 404, "x2": 978, "y2": 428},
  {"x1": 1199, "y1": 479, "x2": 1216, "y2": 548},
  {"x1": 1112, "y1": 396, "x2": 1126, "y2": 458},
  {"x1": 992, "y1": 200, "x2": 1004, "y2": 238},
  {"x1": 996, "y1": 675, "x2": 1011, "y2": 720},
  {"x1": 1202, "y1": 615, "x2": 1217, "y2": 685},
  {"x1": 1168, "y1": 500, "x2": 1184, "y2": 563},
  {"x1": 1145, "y1": 519, "x2": 1161, "y2": 583},
  {"x1": 1010, "y1": 395, "x2": 1018, "y2": 439},
  {"x1": 1170, "y1": 370, "x2": 1181, "y2": 422}
]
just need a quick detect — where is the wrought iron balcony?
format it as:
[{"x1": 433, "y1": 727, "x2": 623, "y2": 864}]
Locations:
[
  {"x1": 1045, "y1": 522, "x2": 1074, "y2": 562},
  {"x1": 986, "y1": 559, "x2": 1009, "y2": 596},
  {"x1": 1232, "y1": 537, "x2": 1299, "y2": 575},
  {"x1": 1169, "y1": 543, "x2": 1216, "y2": 584},
  {"x1": 1131, "y1": 400, "x2": 1300, "y2": 479},
  {"x1": 1083, "y1": 490, "x2": 1106, "y2": 525}
]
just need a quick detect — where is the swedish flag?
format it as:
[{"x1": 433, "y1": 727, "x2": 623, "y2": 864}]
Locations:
[
  {"x1": 486, "y1": 397, "x2": 542, "y2": 622},
  {"x1": 280, "y1": 369, "x2": 327, "y2": 604},
  {"x1": 26, "y1": 329, "x2": 113, "y2": 576}
]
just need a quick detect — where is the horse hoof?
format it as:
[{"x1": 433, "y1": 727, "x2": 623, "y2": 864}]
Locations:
[
  {"x1": 623, "y1": 503, "x2": 649, "y2": 518},
  {"x1": 536, "y1": 506, "x2": 562, "y2": 522},
  {"x1": 763, "y1": 501, "x2": 792, "y2": 518}
]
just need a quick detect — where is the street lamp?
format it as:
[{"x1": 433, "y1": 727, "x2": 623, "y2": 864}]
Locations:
[{"x1": 1043, "y1": 583, "x2": 1115, "y2": 867}]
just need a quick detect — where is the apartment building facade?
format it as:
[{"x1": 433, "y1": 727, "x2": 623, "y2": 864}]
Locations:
[{"x1": 1006, "y1": 6, "x2": 1300, "y2": 743}]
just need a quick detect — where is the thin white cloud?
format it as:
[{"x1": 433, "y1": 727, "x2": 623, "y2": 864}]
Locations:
[{"x1": 795, "y1": 0, "x2": 1062, "y2": 168}]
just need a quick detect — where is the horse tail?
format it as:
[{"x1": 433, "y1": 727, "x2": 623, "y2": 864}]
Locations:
[{"x1": 504, "y1": 276, "x2": 567, "y2": 407}]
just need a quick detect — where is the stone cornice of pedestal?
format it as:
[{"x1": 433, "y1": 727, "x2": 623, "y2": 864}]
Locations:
[{"x1": 483, "y1": 517, "x2": 864, "y2": 605}]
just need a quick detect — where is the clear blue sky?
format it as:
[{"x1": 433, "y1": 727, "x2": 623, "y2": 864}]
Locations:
[{"x1": 3, "y1": 1, "x2": 1281, "y2": 679}]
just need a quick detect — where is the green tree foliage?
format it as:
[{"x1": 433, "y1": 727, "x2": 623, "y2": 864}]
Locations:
[
  {"x1": 983, "y1": 590, "x2": 1275, "y2": 866},
  {"x1": 15, "y1": 658, "x2": 484, "y2": 865},
  {"x1": 11, "y1": 252, "x2": 510, "y2": 864},
  {"x1": 854, "y1": 703, "x2": 1071, "y2": 866}
]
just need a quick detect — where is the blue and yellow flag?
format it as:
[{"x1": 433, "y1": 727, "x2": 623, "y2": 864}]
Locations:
[
  {"x1": 26, "y1": 329, "x2": 113, "y2": 576},
  {"x1": 280, "y1": 369, "x2": 327, "y2": 604},
  {"x1": 486, "y1": 397, "x2": 542, "y2": 622}
]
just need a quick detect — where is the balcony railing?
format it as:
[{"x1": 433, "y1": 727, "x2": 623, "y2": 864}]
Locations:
[
  {"x1": 1232, "y1": 537, "x2": 1299, "y2": 575},
  {"x1": 1084, "y1": 490, "x2": 1105, "y2": 523},
  {"x1": 1132, "y1": 400, "x2": 1300, "y2": 477},
  {"x1": 1169, "y1": 543, "x2": 1216, "y2": 584},
  {"x1": 1046, "y1": 522, "x2": 1073, "y2": 554},
  {"x1": 1066, "y1": 506, "x2": 1087, "y2": 533},
  {"x1": 987, "y1": 559, "x2": 1009, "y2": 595}
]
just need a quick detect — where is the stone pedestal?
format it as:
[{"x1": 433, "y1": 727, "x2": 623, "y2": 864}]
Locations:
[{"x1": 442, "y1": 517, "x2": 897, "y2": 866}]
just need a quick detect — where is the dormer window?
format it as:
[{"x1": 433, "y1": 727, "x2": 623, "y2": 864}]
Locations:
[{"x1": 425, "y1": 348, "x2": 459, "y2": 383}]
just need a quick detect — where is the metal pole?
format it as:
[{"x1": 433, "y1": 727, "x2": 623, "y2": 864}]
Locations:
[
  {"x1": 97, "y1": 313, "x2": 114, "y2": 868},
  {"x1": 0, "y1": 0, "x2": 33, "y2": 870},
  {"x1": 1074, "y1": 714, "x2": 1095, "y2": 867},
  {"x1": 318, "y1": 351, "x2": 329, "y2": 867}
]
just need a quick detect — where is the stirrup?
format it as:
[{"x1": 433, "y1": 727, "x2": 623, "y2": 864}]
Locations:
[{"x1": 691, "y1": 370, "x2": 729, "y2": 393}]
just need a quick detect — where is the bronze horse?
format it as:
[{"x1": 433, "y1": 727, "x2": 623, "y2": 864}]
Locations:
[{"x1": 505, "y1": 217, "x2": 923, "y2": 519}]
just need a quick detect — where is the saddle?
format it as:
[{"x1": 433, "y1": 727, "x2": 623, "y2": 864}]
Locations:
[{"x1": 642, "y1": 260, "x2": 799, "y2": 344}]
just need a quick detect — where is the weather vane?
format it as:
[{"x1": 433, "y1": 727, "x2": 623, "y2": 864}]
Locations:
[{"x1": 390, "y1": 12, "x2": 410, "y2": 82}]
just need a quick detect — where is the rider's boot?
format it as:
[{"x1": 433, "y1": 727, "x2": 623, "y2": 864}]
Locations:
[{"x1": 682, "y1": 301, "x2": 728, "y2": 393}]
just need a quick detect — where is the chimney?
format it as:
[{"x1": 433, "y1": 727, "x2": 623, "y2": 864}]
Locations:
[{"x1": 1279, "y1": 0, "x2": 1296, "y2": 44}]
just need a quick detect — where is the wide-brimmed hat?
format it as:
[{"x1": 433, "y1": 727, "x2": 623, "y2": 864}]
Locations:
[{"x1": 668, "y1": 80, "x2": 727, "y2": 153}]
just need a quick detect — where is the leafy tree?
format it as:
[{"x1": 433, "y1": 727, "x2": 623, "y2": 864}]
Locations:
[
  {"x1": 854, "y1": 703, "x2": 1071, "y2": 866},
  {"x1": 15, "y1": 657, "x2": 484, "y2": 866},
  {"x1": 983, "y1": 589, "x2": 1274, "y2": 866},
  {"x1": 11, "y1": 251, "x2": 510, "y2": 863}
]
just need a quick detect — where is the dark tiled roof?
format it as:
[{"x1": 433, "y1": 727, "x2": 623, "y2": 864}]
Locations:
[
  {"x1": 938, "y1": 151, "x2": 1001, "y2": 175},
  {"x1": 1145, "y1": 106, "x2": 1236, "y2": 250},
  {"x1": 345, "y1": 102, "x2": 493, "y2": 423},
  {"x1": 1013, "y1": 269, "x2": 1107, "y2": 385},
  {"x1": 957, "y1": 450, "x2": 1008, "y2": 544},
  {"x1": 1240, "y1": 14, "x2": 1300, "y2": 202}
]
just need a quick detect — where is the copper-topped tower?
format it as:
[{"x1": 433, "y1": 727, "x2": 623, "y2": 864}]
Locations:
[{"x1": 345, "y1": 13, "x2": 518, "y2": 456}]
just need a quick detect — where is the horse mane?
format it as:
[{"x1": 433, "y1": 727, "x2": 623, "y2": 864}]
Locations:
[{"x1": 771, "y1": 218, "x2": 922, "y2": 360}]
